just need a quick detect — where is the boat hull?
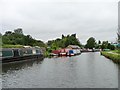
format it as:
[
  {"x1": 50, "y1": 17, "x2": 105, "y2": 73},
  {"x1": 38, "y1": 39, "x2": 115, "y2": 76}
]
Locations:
[{"x1": 1, "y1": 54, "x2": 44, "y2": 63}]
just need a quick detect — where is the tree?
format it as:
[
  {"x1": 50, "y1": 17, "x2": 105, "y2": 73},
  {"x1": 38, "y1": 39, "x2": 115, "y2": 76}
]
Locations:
[
  {"x1": 14, "y1": 28, "x2": 23, "y2": 34},
  {"x1": 117, "y1": 28, "x2": 120, "y2": 50},
  {"x1": 85, "y1": 37, "x2": 96, "y2": 49},
  {"x1": 2, "y1": 29, "x2": 46, "y2": 47},
  {"x1": 4, "y1": 31, "x2": 12, "y2": 36},
  {"x1": 71, "y1": 33, "x2": 76, "y2": 38},
  {"x1": 98, "y1": 40, "x2": 101, "y2": 45},
  {"x1": 101, "y1": 41, "x2": 109, "y2": 50},
  {"x1": 118, "y1": 28, "x2": 120, "y2": 43},
  {"x1": 46, "y1": 34, "x2": 81, "y2": 50},
  {"x1": 62, "y1": 34, "x2": 65, "y2": 39},
  {"x1": 107, "y1": 43, "x2": 115, "y2": 50}
]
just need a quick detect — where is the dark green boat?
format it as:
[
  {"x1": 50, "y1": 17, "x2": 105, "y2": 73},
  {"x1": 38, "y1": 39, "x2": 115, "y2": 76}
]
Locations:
[{"x1": 1, "y1": 47, "x2": 44, "y2": 63}]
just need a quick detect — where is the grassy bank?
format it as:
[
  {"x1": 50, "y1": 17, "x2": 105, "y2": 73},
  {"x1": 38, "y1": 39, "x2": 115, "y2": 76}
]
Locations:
[
  {"x1": 2, "y1": 44, "x2": 24, "y2": 48},
  {"x1": 101, "y1": 50, "x2": 120, "y2": 64}
]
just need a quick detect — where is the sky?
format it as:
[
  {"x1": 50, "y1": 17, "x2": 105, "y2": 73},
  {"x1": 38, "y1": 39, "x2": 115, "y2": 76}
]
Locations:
[{"x1": 0, "y1": 0, "x2": 119, "y2": 44}]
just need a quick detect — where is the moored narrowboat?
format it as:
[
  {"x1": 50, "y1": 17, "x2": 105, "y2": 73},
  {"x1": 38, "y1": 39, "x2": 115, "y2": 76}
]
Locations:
[
  {"x1": 1, "y1": 47, "x2": 44, "y2": 63},
  {"x1": 67, "y1": 50, "x2": 74, "y2": 56}
]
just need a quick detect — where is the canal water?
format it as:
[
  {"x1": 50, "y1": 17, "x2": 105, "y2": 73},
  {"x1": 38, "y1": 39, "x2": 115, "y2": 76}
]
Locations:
[{"x1": 2, "y1": 52, "x2": 118, "y2": 88}]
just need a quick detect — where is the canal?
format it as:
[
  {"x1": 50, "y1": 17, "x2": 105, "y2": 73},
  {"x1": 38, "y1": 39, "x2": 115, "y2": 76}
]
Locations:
[{"x1": 2, "y1": 52, "x2": 118, "y2": 88}]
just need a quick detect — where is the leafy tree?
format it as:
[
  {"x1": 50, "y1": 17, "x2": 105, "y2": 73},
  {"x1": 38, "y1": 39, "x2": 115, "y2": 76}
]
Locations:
[
  {"x1": 118, "y1": 28, "x2": 120, "y2": 43},
  {"x1": 98, "y1": 40, "x2": 101, "y2": 45},
  {"x1": 46, "y1": 34, "x2": 81, "y2": 52},
  {"x1": 62, "y1": 34, "x2": 65, "y2": 39},
  {"x1": 14, "y1": 28, "x2": 23, "y2": 34},
  {"x1": 117, "y1": 28, "x2": 120, "y2": 50},
  {"x1": 107, "y1": 43, "x2": 115, "y2": 50},
  {"x1": 118, "y1": 28, "x2": 120, "y2": 48},
  {"x1": 101, "y1": 41, "x2": 108, "y2": 50},
  {"x1": 71, "y1": 33, "x2": 76, "y2": 38},
  {"x1": 85, "y1": 37, "x2": 96, "y2": 49},
  {"x1": 2, "y1": 29, "x2": 46, "y2": 48},
  {"x1": 4, "y1": 31, "x2": 12, "y2": 36}
]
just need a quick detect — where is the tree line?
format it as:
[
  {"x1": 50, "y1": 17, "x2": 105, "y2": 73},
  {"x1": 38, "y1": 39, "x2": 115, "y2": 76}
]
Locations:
[
  {"x1": 84, "y1": 37, "x2": 115, "y2": 50},
  {"x1": 1, "y1": 28, "x2": 46, "y2": 48},
  {"x1": 1, "y1": 28, "x2": 120, "y2": 51}
]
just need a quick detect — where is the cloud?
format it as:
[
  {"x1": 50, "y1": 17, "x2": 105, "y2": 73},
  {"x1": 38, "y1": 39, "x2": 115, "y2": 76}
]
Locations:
[{"x1": 1, "y1": 0, "x2": 119, "y2": 44}]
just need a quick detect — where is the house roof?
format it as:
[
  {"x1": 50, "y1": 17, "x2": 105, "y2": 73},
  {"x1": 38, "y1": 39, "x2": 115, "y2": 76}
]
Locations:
[{"x1": 67, "y1": 45, "x2": 80, "y2": 49}]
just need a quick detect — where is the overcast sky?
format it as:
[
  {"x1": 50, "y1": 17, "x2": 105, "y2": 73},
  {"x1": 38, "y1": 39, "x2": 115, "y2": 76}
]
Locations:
[{"x1": 1, "y1": 0, "x2": 119, "y2": 44}]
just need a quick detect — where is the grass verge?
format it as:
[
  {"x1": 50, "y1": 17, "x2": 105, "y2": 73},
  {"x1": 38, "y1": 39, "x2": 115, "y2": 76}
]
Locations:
[
  {"x1": 2, "y1": 44, "x2": 24, "y2": 48},
  {"x1": 101, "y1": 50, "x2": 120, "y2": 64}
]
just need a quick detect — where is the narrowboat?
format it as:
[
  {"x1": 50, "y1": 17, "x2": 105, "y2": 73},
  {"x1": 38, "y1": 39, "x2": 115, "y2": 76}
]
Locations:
[
  {"x1": 67, "y1": 50, "x2": 74, "y2": 56},
  {"x1": 59, "y1": 49, "x2": 68, "y2": 56},
  {"x1": 1, "y1": 47, "x2": 44, "y2": 63},
  {"x1": 51, "y1": 50, "x2": 60, "y2": 56}
]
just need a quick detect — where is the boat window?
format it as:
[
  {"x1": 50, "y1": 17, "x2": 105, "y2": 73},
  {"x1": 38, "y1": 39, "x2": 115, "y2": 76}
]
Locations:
[
  {"x1": 36, "y1": 49, "x2": 40, "y2": 54},
  {"x1": 2, "y1": 50, "x2": 13, "y2": 57},
  {"x1": 27, "y1": 49, "x2": 32, "y2": 54}
]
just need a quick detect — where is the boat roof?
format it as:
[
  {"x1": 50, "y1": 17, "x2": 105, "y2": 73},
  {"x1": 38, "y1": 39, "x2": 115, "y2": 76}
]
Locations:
[{"x1": 67, "y1": 45, "x2": 80, "y2": 49}]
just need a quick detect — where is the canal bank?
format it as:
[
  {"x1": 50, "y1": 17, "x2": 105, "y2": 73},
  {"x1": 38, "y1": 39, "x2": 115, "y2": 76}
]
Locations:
[
  {"x1": 101, "y1": 51, "x2": 120, "y2": 64},
  {"x1": 2, "y1": 52, "x2": 118, "y2": 88}
]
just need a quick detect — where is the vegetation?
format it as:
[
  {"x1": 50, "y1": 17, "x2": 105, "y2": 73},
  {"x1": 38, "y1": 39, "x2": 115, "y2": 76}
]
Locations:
[
  {"x1": 2, "y1": 28, "x2": 46, "y2": 48},
  {"x1": 46, "y1": 34, "x2": 81, "y2": 54},
  {"x1": 101, "y1": 28, "x2": 120, "y2": 64},
  {"x1": 118, "y1": 28, "x2": 120, "y2": 43},
  {"x1": 117, "y1": 28, "x2": 120, "y2": 52},
  {"x1": 101, "y1": 51, "x2": 120, "y2": 64},
  {"x1": 0, "y1": 33, "x2": 2, "y2": 48},
  {"x1": 84, "y1": 37, "x2": 115, "y2": 50},
  {"x1": 85, "y1": 37, "x2": 96, "y2": 49},
  {"x1": 100, "y1": 41, "x2": 115, "y2": 50},
  {"x1": 2, "y1": 45, "x2": 23, "y2": 48}
]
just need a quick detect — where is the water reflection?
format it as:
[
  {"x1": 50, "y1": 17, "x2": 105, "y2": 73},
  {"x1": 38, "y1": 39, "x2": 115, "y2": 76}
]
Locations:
[
  {"x1": 2, "y1": 57, "x2": 44, "y2": 74},
  {"x1": 118, "y1": 65, "x2": 120, "y2": 90},
  {"x1": 2, "y1": 52, "x2": 119, "y2": 88}
]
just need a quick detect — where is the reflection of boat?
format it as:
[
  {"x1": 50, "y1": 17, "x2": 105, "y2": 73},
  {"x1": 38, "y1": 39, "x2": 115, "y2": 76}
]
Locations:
[
  {"x1": 59, "y1": 52, "x2": 67, "y2": 56},
  {"x1": 2, "y1": 57, "x2": 44, "y2": 73},
  {"x1": 1, "y1": 47, "x2": 44, "y2": 63}
]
